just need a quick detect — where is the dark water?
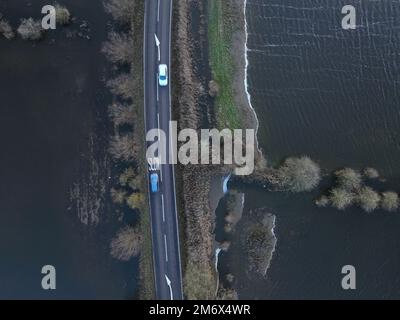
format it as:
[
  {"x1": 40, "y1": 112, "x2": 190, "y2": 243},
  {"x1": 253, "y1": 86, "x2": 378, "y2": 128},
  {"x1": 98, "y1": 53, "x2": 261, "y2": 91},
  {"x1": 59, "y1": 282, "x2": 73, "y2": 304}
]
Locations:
[
  {"x1": 0, "y1": 1, "x2": 137, "y2": 299},
  {"x1": 226, "y1": 0, "x2": 400, "y2": 299}
]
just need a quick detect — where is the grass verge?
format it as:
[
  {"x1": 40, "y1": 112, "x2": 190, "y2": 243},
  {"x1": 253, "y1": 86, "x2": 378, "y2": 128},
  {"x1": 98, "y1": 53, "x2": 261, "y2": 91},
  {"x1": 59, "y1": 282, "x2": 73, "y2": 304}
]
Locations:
[
  {"x1": 130, "y1": 0, "x2": 154, "y2": 300},
  {"x1": 208, "y1": 0, "x2": 241, "y2": 129}
]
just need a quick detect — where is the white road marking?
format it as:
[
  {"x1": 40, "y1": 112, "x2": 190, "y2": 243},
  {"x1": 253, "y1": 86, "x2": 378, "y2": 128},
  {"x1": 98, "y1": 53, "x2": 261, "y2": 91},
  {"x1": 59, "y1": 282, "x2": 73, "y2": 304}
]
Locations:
[
  {"x1": 165, "y1": 275, "x2": 173, "y2": 300},
  {"x1": 161, "y1": 194, "x2": 165, "y2": 222},
  {"x1": 164, "y1": 234, "x2": 168, "y2": 262},
  {"x1": 157, "y1": 0, "x2": 160, "y2": 22},
  {"x1": 156, "y1": 75, "x2": 159, "y2": 101}
]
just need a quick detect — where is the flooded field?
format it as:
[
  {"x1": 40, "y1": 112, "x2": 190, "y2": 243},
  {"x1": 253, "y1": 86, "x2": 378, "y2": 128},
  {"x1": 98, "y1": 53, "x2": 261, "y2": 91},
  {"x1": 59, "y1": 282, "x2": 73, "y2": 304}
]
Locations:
[
  {"x1": 221, "y1": 0, "x2": 400, "y2": 299},
  {"x1": 0, "y1": 1, "x2": 137, "y2": 299}
]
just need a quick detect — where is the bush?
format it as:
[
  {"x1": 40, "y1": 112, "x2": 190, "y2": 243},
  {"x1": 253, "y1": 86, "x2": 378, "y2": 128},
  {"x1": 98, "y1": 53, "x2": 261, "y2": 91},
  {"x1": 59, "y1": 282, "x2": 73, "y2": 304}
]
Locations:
[
  {"x1": 110, "y1": 187, "x2": 126, "y2": 205},
  {"x1": 275, "y1": 156, "x2": 321, "y2": 192},
  {"x1": 104, "y1": 0, "x2": 135, "y2": 24},
  {"x1": 109, "y1": 133, "x2": 137, "y2": 161},
  {"x1": 329, "y1": 188, "x2": 354, "y2": 210},
  {"x1": 126, "y1": 192, "x2": 145, "y2": 209},
  {"x1": 107, "y1": 73, "x2": 135, "y2": 101},
  {"x1": 54, "y1": 3, "x2": 71, "y2": 25},
  {"x1": 0, "y1": 15, "x2": 14, "y2": 39},
  {"x1": 102, "y1": 32, "x2": 133, "y2": 65},
  {"x1": 110, "y1": 226, "x2": 141, "y2": 261},
  {"x1": 108, "y1": 103, "x2": 135, "y2": 127},
  {"x1": 17, "y1": 18, "x2": 43, "y2": 40},
  {"x1": 334, "y1": 168, "x2": 362, "y2": 190},
  {"x1": 357, "y1": 186, "x2": 380, "y2": 213},
  {"x1": 381, "y1": 191, "x2": 399, "y2": 212},
  {"x1": 363, "y1": 167, "x2": 379, "y2": 179},
  {"x1": 184, "y1": 262, "x2": 215, "y2": 300}
]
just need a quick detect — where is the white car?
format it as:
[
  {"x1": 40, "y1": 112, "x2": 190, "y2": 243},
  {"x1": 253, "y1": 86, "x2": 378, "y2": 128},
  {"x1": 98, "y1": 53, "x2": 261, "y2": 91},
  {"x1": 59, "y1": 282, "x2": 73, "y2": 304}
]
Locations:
[{"x1": 158, "y1": 64, "x2": 168, "y2": 87}]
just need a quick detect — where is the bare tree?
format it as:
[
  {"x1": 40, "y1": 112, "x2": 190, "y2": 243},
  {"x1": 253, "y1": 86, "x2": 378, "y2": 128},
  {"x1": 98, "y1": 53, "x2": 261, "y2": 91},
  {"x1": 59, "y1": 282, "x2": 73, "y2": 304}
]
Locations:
[
  {"x1": 54, "y1": 3, "x2": 71, "y2": 25},
  {"x1": 357, "y1": 186, "x2": 380, "y2": 213},
  {"x1": 329, "y1": 188, "x2": 354, "y2": 210},
  {"x1": 0, "y1": 14, "x2": 14, "y2": 39},
  {"x1": 104, "y1": 0, "x2": 135, "y2": 25},
  {"x1": 102, "y1": 32, "x2": 133, "y2": 65},
  {"x1": 108, "y1": 103, "x2": 135, "y2": 127},
  {"x1": 381, "y1": 191, "x2": 398, "y2": 212},
  {"x1": 107, "y1": 73, "x2": 135, "y2": 101},
  {"x1": 334, "y1": 168, "x2": 362, "y2": 191},
  {"x1": 110, "y1": 226, "x2": 141, "y2": 261},
  {"x1": 109, "y1": 133, "x2": 137, "y2": 162},
  {"x1": 274, "y1": 156, "x2": 321, "y2": 192},
  {"x1": 17, "y1": 18, "x2": 43, "y2": 40}
]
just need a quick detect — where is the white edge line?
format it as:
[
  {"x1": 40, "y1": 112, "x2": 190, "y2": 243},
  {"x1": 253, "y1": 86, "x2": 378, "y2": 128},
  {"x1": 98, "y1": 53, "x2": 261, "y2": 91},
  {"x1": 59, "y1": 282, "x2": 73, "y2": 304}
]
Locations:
[
  {"x1": 164, "y1": 234, "x2": 168, "y2": 262},
  {"x1": 161, "y1": 194, "x2": 165, "y2": 222}
]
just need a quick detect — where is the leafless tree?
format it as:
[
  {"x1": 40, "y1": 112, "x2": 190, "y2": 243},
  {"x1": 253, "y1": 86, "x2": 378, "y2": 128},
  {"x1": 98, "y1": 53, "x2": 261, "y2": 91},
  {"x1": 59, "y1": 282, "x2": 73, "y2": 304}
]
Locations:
[
  {"x1": 17, "y1": 18, "x2": 43, "y2": 40},
  {"x1": 102, "y1": 31, "x2": 133, "y2": 65},
  {"x1": 110, "y1": 226, "x2": 141, "y2": 261}
]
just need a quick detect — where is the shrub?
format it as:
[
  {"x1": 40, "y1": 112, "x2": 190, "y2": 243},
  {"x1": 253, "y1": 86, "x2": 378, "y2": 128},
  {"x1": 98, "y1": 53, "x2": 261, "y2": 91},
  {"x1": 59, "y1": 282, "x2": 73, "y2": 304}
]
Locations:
[
  {"x1": 381, "y1": 191, "x2": 399, "y2": 212},
  {"x1": 275, "y1": 156, "x2": 321, "y2": 192},
  {"x1": 109, "y1": 133, "x2": 137, "y2": 161},
  {"x1": 108, "y1": 103, "x2": 135, "y2": 127},
  {"x1": 329, "y1": 188, "x2": 354, "y2": 210},
  {"x1": 184, "y1": 262, "x2": 215, "y2": 300},
  {"x1": 104, "y1": 0, "x2": 135, "y2": 24},
  {"x1": 110, "y1": 187, "x2": 126, "y2": 205},
  {"x1": 119, "y1": 167, "x2": 136, "y2": 186},
  {"x1": 0, "y1": 15, "x2": 14, "y2": 39},
  {"x1": 208, "y1": 80, "x2": 220, "y2": 97},
  {"x1": 102, "y1": 32, "x2": 133, "y2": 65},
  {"x1": 363, "y1": 167, "x2": 379, "y2": 179},
  {"x1": 110, "y1": 226, "x2": 141, "y2": 261},
  {"x1": 107, "y1": 73, "x2": 135, "y2": 100},
  {"x1": 357, "y1": 186, "x2": 380, "y2": 213},
  {"x1": 334, "y1": 168, "x2": 362, "y2": 191},
  {"x1": 17, "y1": 18, "x2": 43, "y2": 40},
  {"x1": 54, "y1": 3, "x2": 71, "y2": 25},
  {"x1": 126, "y1": 192, "x2": 145, "y2": 209}
]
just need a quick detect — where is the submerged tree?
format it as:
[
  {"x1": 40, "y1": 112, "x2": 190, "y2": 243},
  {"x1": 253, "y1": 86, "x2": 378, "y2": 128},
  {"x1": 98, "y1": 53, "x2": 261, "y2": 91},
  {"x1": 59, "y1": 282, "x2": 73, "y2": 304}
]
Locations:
[
  {"x1": 110, "y1": 226, "x2": 141, "y2": 261},
  {"x1": 0, "y1": 14, "x2": 14, "y2": 39},
  {"x1": 363, "y1": 167, "x2": 379, "y2": 179},
  {"x1": 329, "y1": 188, "x2": 354, "y2": 210},
  {"x1": 54, "y1": 3, "x2": 71, "y2": 25},
  {"x1": 107, "y1": 73, "x2": 135, "y2": 101},
  {"x1": 334, "y1": 168, "x2": 362, "y2": 191},
  {"x1": 357, "y1": 186, "x2": 380, "y2": 213},
  {"x1": 17, "y1": 18, "x2": 43, "y2": 40},
  {"x1": 381, "y1": 191, "x2": 399, "y2": 212},
  {"x1": 274, "y1": 156, "x2": 321, "y2": 192}
]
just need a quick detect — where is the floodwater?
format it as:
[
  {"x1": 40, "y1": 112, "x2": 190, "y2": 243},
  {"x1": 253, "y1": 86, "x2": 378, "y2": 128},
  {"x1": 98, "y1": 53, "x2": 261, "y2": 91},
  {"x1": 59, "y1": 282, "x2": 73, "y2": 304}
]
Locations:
[
  {"x1": 222, "y1": 0, "x2": 400, "y2": 299},
  {"x1": 0, "y1": 1, "x2": 137, "y2": 299}
]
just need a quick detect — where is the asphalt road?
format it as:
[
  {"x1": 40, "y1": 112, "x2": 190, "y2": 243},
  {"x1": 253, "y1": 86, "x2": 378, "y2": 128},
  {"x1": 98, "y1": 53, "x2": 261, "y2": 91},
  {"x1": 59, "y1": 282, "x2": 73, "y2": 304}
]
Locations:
[{"x1": 143, "y1": 0, "x2": 183, "y2": 300}]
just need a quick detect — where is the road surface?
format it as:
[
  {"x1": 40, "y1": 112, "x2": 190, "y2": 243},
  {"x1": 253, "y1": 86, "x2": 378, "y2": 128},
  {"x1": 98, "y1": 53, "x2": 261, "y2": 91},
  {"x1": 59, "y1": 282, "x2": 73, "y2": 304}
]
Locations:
[{"x1": 143, "y1": 0, "x2": 183, "y2": 300}]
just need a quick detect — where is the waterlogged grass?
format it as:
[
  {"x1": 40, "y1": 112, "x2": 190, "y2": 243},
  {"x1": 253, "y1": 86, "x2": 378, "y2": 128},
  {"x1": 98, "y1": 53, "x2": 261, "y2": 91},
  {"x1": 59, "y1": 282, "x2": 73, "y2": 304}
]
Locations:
[{"x1": 208, "y1": 0, "x2": 241, "y2": 129}]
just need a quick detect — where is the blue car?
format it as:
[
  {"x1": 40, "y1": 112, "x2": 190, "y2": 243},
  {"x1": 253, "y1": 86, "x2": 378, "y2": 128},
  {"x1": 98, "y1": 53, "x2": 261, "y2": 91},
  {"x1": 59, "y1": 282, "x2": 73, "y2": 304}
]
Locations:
[{"x1": 150, "y1": 173, "x2": 159, "y2": 193}]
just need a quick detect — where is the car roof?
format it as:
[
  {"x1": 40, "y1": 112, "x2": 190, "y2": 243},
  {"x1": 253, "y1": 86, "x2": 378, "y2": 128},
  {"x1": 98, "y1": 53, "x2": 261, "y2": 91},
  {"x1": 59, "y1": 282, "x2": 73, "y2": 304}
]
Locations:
[{"x1": 159, "y1": 64, "x2": 167, "y2": 72}]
